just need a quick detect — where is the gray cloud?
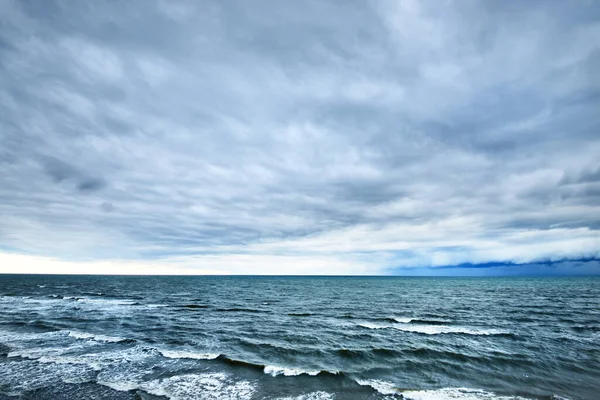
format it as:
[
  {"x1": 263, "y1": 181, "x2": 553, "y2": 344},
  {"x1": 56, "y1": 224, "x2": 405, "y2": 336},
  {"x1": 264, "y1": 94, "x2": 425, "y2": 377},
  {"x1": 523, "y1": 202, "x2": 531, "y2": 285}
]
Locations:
[{"x1": 0, "y1": 0, "x2": 599, "y2": 272}]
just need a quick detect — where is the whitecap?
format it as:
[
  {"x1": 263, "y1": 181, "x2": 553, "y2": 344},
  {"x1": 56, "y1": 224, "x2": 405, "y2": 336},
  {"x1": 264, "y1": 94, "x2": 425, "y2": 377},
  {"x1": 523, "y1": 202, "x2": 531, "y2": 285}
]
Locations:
[
  {"x1": 145, "y1": 303, "x2": 168, "y2": 308},
  {"x1": 356, "y1": 379, "x2": 399, "y2": 395},
  {"x1": 399, "y1": 387, "x2": 534, "y2": 400},
  {"x1": 7, "y1": 349, "x2": 44, "y2": 359},
  {"x1": 358, "y1": 322, "x2": 391, "y2": 330},
  {"x1": 276, "y1": 391, "x2": 335, "y2": 400},
  {"x1": 68, "y1": 330, "x2": 127, "y2": 343},
  {"x1": 76, "y1": 298, "x2": 137, "y2": 306},
  {"x1": 264, "y1": 365, "x2": 324, "y2": 377},
  {"x1": 393, "y1": 325, "x2": 509, "y2": 336},
  {"x1": 159, "y1": 349, "x2": 220, "y2": 360}
]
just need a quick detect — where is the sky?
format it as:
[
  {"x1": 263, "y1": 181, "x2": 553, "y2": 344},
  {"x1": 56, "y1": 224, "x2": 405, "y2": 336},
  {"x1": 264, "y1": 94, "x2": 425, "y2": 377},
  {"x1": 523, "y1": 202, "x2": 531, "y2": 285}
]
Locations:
[{"x1": 0, "y1": 0, "x2": 599, "y2": 275}]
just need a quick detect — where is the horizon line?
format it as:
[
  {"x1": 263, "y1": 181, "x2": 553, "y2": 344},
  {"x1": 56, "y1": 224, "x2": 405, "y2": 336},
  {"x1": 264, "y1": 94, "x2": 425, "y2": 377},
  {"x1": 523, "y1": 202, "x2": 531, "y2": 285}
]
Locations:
[{"x1": 1, "y1": 273, "x2": 599, "y2": 277}]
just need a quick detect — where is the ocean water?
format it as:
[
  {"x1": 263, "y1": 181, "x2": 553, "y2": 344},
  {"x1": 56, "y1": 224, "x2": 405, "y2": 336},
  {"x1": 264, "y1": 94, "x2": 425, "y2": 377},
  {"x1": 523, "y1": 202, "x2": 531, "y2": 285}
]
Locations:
[{"x1": 0, "y1": 276, "x2": 598, "y2": 400}]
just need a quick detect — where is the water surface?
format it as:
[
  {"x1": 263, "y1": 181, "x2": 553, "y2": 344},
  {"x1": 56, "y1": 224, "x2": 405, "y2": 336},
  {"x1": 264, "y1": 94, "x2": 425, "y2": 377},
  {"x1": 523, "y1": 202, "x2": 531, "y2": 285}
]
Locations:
[{"x1": 0, "y1": 275, "x2": 598, "y2": 399}]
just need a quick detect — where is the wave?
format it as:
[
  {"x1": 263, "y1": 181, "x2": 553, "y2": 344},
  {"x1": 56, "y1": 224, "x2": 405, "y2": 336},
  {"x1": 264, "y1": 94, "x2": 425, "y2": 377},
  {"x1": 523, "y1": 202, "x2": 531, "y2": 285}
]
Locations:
[
  {"x1": 287, "y1": 312, "x2": 314, "y2": 317},
  {"x1": 179, "y1": 304, "x2": 210, "y2": 309},
  {"x1": 99, "y1": 372, "x2": 257, "y2": 400},
  {"x1": 7, "y1": 349, "x2": 43, "y2": 359},
  {"x1": 571, "y1": 325, "x2": 600, "y2": 333},
  {"x1": 0, "y1": 342, "x2": 9, "y2": 356},
  {"x1": 372, "y1": 317, "x2": 452, "y2": 325},
  {"x1": 235, "y1": 338, "x2": 299, "y2": 354},
  {"x1": 264, "y1": 365, "x2": 324, "y2": 377},
  {"x1": 97, "y1": 380, "x2": 139, "y2": 392},
  {"x1": 81, "y1": 292, "x2": 106, "y2": 297},
  {"x1": 357, "y1": 322, "x2": 390, "y2": 330},
  {"x1": 216, "y1": 355, "x2": 341, "y2": 378},
  {"x1": 136, "y1": 372, "x2": 256, "y2": 400},
  {"x1": 335, "y1": 347, "x2": 398, "y2": 359},
  {"x1": 398, "y1": 387, "x2": 534, "y2": 400},
  {"x1": 408, "y1": 319, "x2": 453, "y2": 325},
  {"x1": 158, "y1": 349, "x2": 220, "y2": 360},
  {"x1": 215, "y1": 307, "x2": 263, "y2": 313},
  {"x1": 3, "y1": 320, "x2": 58, "y2": 332},
  {"x1": 145, "y1": 304, "x2": 168, "y2": 308},
  {"x1": 393, "y1": 325, "x2": 511, "y2": 336},
  {"x1": 356, "y1": 381, "x2": 536, "y2": 399},
  {"x1": 75, "y1": 298, "x2": 139, "y2": 306},
  {"x1": 356, "y1": 379, "x2": 399, "y2": 395},
  {"x1": 275, "y1": 391, "x2": 335, "y2": 400},
  {"x1": 68, "y1": 330, "x2": 132, "y2": 343},
  {"x1": 373, "y1": 317, "x2": 412, "y2": 323},
  {"x1": 357, "y1": 321, "x2": 511, "y2": 336}
]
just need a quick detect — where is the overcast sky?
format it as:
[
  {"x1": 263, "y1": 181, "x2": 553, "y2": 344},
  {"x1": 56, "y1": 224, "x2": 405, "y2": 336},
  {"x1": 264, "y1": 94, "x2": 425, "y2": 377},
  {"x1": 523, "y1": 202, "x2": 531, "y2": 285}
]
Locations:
[{"x1": 1, "y1": 0, "x2": 599, "y2": 275}]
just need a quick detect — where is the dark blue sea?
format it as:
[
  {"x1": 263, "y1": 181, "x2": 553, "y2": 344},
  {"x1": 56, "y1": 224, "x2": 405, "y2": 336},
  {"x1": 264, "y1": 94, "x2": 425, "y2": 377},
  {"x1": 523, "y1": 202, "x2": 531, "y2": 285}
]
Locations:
[{"x1": 0, "y1": 276, "x2": 598, "y2": 400}]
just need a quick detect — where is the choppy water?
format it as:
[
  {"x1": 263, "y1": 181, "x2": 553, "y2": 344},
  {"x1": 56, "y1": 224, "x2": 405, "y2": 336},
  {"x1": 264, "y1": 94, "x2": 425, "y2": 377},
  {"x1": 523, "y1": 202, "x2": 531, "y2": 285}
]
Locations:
[{"x1": 0, "y1": 275, "x2": 598, "y2": 400}]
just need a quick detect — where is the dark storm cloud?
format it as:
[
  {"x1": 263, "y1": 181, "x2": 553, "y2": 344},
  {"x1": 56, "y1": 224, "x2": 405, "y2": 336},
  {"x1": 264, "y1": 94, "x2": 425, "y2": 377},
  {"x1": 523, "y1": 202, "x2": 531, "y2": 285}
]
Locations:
[{"x1": 0, "y1": 0, "x2": 599, "y2": 272}]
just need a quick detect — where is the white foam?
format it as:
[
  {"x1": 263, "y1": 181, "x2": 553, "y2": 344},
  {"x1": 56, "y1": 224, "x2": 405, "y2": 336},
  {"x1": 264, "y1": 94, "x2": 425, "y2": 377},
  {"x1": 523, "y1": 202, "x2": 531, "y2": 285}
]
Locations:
[
  {"x1": 393, "y1": 325, "x2": 508, "y2": 336},
  {"x1": 159, "y1": 349, "x2": 220, "y2": 360},
  {"x1": 140, "y1": 372, "x2": 256, "y2": 400},
  {"x1": 4, "y1": 331, "x2": 95, "y2": 361},
  {"x1": 356, "y1": 379, "x2": 399, "y2": 395},
  {"x1": 399, "y1": 387, "x2": 533, "y2": 400},
  {"x1": 0, "y1": 360, "x2": 97, "y2": 395},
  {"x1": 393, "y1": 317, "x2": 414, "y2": 323},
  {"x1": 68, "y1": 330, "x2": 127, "y2": 342},
  {"x1": 358, "y1": 322, "x2": 391, "y2": 330},
  {"x1": 7, "y1": 349, "x2": 45, "y2": 359},
  {"x1": 4, "y1": 331, "x2": 145, "y2": 373},
  {"x1": 76, "y1": 298, "x2": 137, "y2": 306},
  {"x1": 146, "y1": 303, "x2": 168, "y2": 308},
  {"x1": 264, "y1": 365, "x2": 324, "y2": 377},
  {"x1": 276, "y1": 392, "x2": 335, "y2": 400},
  {"x1": 94, "y1": 348, "x2": 162, "y2": 391},
  {"x1": 37, "y1": 355, "x2": 103, "y2": 371}
]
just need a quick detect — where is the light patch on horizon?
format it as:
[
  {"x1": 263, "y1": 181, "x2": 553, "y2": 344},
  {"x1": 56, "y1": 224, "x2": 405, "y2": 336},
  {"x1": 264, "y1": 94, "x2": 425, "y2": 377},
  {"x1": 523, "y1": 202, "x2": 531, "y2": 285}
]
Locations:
[{"x1": 0, "y1": 0, "x2": 599, "y2": 275}]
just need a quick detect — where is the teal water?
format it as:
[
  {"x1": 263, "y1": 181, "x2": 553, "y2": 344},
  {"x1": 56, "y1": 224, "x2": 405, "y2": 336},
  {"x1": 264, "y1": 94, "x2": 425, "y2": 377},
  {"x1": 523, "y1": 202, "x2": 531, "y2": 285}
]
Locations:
[{"x1": 0, "y1": 276, "x2": 598, "y2": 399}]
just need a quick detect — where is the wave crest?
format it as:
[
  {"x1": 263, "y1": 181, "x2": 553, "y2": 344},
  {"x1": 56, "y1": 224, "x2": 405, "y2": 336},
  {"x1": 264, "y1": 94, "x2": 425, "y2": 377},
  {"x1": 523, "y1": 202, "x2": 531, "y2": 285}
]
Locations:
[{"x1": 159, "y1": 349, "x2": 220, "y2": 360}]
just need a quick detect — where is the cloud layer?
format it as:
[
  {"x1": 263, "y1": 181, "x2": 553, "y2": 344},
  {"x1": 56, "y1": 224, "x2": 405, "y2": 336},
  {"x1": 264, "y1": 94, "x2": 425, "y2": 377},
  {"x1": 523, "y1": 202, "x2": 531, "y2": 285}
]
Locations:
[{"x1": 1, "y1": 0, "x2": 599, "y2": 274}]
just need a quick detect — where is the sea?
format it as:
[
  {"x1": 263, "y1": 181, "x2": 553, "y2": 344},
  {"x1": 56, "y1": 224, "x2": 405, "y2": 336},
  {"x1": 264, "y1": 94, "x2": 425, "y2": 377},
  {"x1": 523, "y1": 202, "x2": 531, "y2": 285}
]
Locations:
[{"x1": 0, "y1": 275, "x2": 598, "y2": 400}]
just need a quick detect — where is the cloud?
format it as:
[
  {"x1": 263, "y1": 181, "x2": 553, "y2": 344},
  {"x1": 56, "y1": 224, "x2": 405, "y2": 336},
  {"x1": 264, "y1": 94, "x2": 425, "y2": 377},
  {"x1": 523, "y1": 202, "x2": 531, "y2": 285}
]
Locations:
[{"x1": 0, "y1": 0, "x2": 599, "y2": 274}]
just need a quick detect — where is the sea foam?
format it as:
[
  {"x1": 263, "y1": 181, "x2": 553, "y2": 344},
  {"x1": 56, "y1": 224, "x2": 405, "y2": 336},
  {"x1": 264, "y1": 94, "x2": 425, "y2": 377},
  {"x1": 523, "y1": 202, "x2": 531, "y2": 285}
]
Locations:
[
  {"x1": 357, "y1": 381, "x2": 535, "y2": 399},
  {"x1": 356, "y1": 379, "x2": 399, "y2": 395},
  {"x1": 159, "y1": 349, "x2": 220, "y2": 360},
  {"x1": 276, "y1": 392, "x2": 335, "y2": 400},
  {"x1": 68, "y1": 330, "x2": 128, "y2": 343},
  {"x1": 264, "y1": 365, "x2": 324, "y2": 377},
  {"x1": 393, "y1": 325, "x2": 509, "y2": 336},
  {"x1": 140, "y1": 372, "x2": 256, "y2": 400},
  {"x1": 399, "y1": 387, "x2": 534, "y2": 400}
]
